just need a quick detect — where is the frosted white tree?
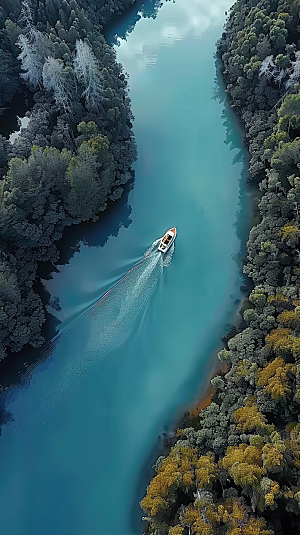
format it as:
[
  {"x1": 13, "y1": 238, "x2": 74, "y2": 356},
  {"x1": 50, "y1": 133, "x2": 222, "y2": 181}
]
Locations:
[
  {"x1": 33, "y1": 30, "x2": 53, "y2": 60},
  {"x1": 42, "y1": 57, "x2": 71, "y2": 112},
  {"x1": 259, "y1": 55, "x2": 276, "y2": 80},
  {"x1": 73, "y1": 40, "x2": 102, "y2": 110},
  {"x1": 17, "y1": 33, "x2": 44, "y2": 87},
  {"x1": 274, "y1": 68, "x2": 286, "y2": 87},
  {"x1": 260, "y1": 51, "x2": 300, "y2": 112},
  {"x1": 286, "y1": 50, "x2": 300, "y2": 89},
  {"x1": 259, "y1": 51, "x2": 300, "y2": 91},
  {"x1": 17, "y1": 29, "x2": 53, "y2": 88},
  {"x1": 19, "y1": 0, "x2": 35, "y2": 37},
  {"x1": 259, "y1": 54, "x2": 289, "y2": 88}
]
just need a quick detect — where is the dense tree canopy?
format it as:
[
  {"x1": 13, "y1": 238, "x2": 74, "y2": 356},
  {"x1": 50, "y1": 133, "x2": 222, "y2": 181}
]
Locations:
[{"x1": 0, "y1": 0, "x2": 142, "y2": 355}]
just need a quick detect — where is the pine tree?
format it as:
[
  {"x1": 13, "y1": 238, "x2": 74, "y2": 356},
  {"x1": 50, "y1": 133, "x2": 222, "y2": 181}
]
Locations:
[
  {"x1": 17, "y1": 29, "x2": 53, "y2": 88},
  {"x1": 73, "y1": 39, "x2": 102, "y2": 110},
  {"x1": 19, "y1": 0, "x2": 35, "y2": 38},
  {"x1": 42, "y1": 57, "x2": 72, "y2": 112},
  {"x1": 17, "y1": 33, "x2": 43, "y2": 88}
]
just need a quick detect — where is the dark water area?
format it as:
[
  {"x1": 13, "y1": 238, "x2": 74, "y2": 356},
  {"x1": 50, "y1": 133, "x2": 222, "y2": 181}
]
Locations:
[
  {"x1": 102, "y1": 0, "x2": 163, "y2": 45},
  {"x1": 0, "y1": 1, "x2": 254, "y2": 534},
  {"x1": 53, "y1": 176, "x2": 135, "y2": 268},
  {"x1": 0, "y1": 87, "x2": 33, "y2": 138}
]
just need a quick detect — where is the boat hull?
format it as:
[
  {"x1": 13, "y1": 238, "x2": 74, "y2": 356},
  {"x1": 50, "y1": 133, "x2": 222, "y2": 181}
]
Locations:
[{"x1": 158, "y1": 227, "x2": 177, "y2": 253}]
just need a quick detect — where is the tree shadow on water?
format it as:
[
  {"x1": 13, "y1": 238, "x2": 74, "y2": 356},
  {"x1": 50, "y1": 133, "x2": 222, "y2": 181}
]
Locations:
[
  {"x1": 0, "y1": 175, "x2": 135, "y2": 399},
  {"x1": 103, "y1": 0, "x2": 165, "y2": 46},
  {"x1": 47, "y1": 174, "x2": 135, "y2": 271},
  {"x1": 212, "y1": 54, "x2": 253, "y2": 287},
  {"x1": 128, "y1": 423, "x2": 177, "y2": 534}
]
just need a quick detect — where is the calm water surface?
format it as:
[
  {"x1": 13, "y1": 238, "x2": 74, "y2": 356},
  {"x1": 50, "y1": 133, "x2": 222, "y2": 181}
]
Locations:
[{"x1": 0, "y1": 1, "x2": 251, "y2": 533}]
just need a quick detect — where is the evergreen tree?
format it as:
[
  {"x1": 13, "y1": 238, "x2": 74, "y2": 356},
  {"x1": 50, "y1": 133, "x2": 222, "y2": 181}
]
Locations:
[
  {"x1": 73, "y1": 39, "x2": 102, "y2": 110},
  {"x1": 42, "y1": 56, "x2": 72, "y2": 112}
]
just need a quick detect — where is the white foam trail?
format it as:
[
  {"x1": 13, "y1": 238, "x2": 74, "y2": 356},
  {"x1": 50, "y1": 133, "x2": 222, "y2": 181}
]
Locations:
[
  {"x1": 85, "y1": 251, "x2": 162, "y2": 358},
  {"x1": 33, "y1": 238, "x2": 175, "y2": 409}
]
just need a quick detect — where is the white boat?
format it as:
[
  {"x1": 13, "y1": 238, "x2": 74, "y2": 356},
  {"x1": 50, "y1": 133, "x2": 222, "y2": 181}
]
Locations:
[{"x1": 158, "y1": 227, "x2": 177, "y2": 253}]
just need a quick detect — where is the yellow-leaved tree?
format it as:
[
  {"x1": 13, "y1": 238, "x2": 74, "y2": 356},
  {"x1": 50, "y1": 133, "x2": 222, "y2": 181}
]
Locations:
[
  {"x1": 278, "y1": 223, "x2": 300, "y2": 246},
  {"x1": 168, "y1": 526, "x2": 183, "y2": 535},
  {"x1": 225, "y1": 498, "x2": 272, "y2": 534},
  {"x1": 222, "y1": 444, "x2": 266, "y2": 489},
  {"x1": 266, "y1": 328, "x2": 300, "y2": 359},
  {"x1": 141, "y1": 445, "x2": 198, "y2": 519},
  {"x1": 277, "y1": 308, "x2": 300, "y2": 329},
  {"x1": 196, "y1": 454, "x2": 218, "y2": 489},
  {"x1": 285, "y1": 423, "x2": 300, "y2": 468},
  {"x1": 255, "y1": 357, "x2": 293, "y2": 400},
  {"x1": 233, "y1": 404, "x2": 269, "y2": 433}
]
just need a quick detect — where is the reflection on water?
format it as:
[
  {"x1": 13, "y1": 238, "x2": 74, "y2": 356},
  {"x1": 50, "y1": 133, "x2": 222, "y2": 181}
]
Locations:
[
  {"x1": 9, "y1": 114, "x2": 30, "y2": 144},
  {"x1": 0, "y1": 89, "x2": 33, "y2": 138},
  {"x1": 109, "y1": 0, "x2": 230, "y2": 71}
]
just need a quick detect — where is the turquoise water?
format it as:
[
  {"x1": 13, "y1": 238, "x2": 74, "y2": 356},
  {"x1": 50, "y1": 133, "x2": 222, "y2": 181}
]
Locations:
[{"x1": 0, "y1": 1, "x2": 251, "y2": 534}]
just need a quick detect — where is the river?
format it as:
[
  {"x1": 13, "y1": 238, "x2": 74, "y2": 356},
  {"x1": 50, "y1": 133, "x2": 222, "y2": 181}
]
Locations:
[{"x1": 0, "y1": 1, "x2": 251, "y2": 534}]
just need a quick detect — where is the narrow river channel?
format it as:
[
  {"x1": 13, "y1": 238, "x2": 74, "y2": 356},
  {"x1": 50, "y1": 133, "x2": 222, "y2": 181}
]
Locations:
[{"x1": 0, "y1": 1, "x2": 252, "y2": 533}]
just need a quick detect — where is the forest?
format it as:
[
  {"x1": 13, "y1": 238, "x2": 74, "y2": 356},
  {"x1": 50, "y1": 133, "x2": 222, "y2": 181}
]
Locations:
[
  {"x1": 0, "y1": 0, "x2": 142, "y2": 358},
  {"x1": 141, "y1": 0, "x2": 300, "y2": 534}
]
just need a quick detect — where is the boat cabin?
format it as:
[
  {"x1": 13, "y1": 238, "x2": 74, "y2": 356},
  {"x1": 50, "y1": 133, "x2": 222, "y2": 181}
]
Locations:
[{"x1": 163, "y1": 234, "x2": 172, "y2": 244}]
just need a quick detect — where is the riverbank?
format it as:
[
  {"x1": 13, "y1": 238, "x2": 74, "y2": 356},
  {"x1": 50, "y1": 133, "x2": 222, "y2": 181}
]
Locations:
[
  {"x1": 188, "y1": 362, "x2": 230, "y2": 418},
  {"x1": 184, "y1": 284, "x2": 262, "y2": 423},
  {"x1": 141, "y1": 1, "x2": 300, "y2": 533},
  {"x1": 0, "y1": 0, "x2": 140, "y2": 364}
]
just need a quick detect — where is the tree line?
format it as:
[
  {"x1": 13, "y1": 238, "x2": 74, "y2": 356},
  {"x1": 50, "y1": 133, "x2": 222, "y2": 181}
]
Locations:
[{"x1": 0, "y1": 0, "x2": 142, "y2": 357}]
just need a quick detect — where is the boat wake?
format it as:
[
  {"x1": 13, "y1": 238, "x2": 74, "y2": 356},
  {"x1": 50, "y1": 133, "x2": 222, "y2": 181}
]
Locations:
[
  {"x1": 22, "y1": 238, "x2": 175, "y2": 410},
  {"x1": 82, "y1": 238, "x2": 174, "y2": 363}
]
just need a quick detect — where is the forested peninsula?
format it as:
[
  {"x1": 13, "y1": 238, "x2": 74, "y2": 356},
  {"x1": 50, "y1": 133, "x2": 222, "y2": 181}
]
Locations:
[
  {"x1": 0, "y1": 0, "x2": 141, "y2": 359},
  {"x1": 141, "y1": 0, "x2": 300, "y2": 534}
]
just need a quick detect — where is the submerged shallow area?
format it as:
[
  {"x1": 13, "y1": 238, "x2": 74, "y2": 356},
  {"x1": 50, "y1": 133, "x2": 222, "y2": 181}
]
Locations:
[{"x1": 0, "y1": 1, "x2": 251, "y2": 533}]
